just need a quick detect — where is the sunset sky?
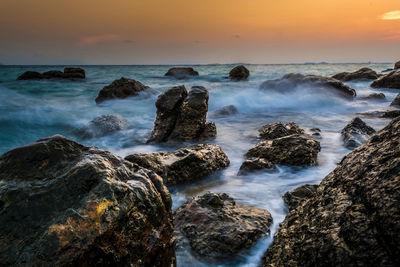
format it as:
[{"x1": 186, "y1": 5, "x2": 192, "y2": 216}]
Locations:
[{"x1": 0, "y1": 0, "x2": 399, "y2": 64}]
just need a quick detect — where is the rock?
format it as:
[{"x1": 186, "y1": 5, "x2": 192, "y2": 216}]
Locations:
[
  {"x1": 310, "y1": 128, "x2": 322, "y2": 138},
  {"x1": 0, "y1": 135, "x2": 175, "y2": 266},
  {"x1": 165, "y1": 67, "x2": 199, "y2": 79},
  {"x1": 395, "y1": 60, "x2": 400, "y2": 69},
  {"x1": 199, "y1": 122, "x2": 217, "y2": 140},
  {"x1": 390, "y1": 93, "x2": 400, "y2": 106},
  {"x1": 382, "y1": 68, "x2": 393, "y2": 73},
  {"x1": 125, "y1": 144, "x2": 229, "y2": 186},
  {"x1": 209, "y1": 105, "x2": 238, "y2": 118},
  {"x1": 259, "y1": 122, "x2": 304, "y2": 140},
  {"x1": 229, "y1": 65, "x2": 250, "y2": 81},
  {"x1": 245, "y1": 134, "x2": 321, "y2": 167},
  {"x1": 17, "y1": 68, "x2": 86, "y2": 80},
  {"x1": 341, "y1": 117, "x2": 375, "y2": 150},
  {"x1": 359, "y1": 92, "x2": 386, "y2": 100},
  {"x1": 148, "y1": 86, "x2": 216, "y2": 142},
  {"x1": 332, "y1": 67, "x2": 379, "y2": 81},
  {"x1": 262, "y1": 117, "x2": 400, "y2": 267},
  {"x1": 77, "y1": 114, "x2": 131, "y2": 138},
  {"x1": 260, "y1": 73, "x2": 356, "y2": 99},
  {"x1": 174, "y1": 192, "x2": 272, "y2": 260},
  {"x1": 17, "y1": 71, "x2": 43, "y2": 80},
  {"x1": 356, "y1": 110, "x2": 400, "y2": 119},
  {"x1": 95, "y1": 77, "x2": 153, "y2": 103},
  {"x1": 283, "y1": 184, "x2": 318, "y2": 211},
  {"x1": 238, "y1": 157, "x2": 277, "y2": 175},
  {"x1": 64, "y1": 67, "x2": 86, "y2": 79},
  {"x1": 371, "y1": 69, "x2": 400, "y2": 89}
]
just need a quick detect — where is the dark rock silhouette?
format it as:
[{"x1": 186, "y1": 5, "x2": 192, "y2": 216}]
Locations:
[
  {"x1": 165, "y1": 67, "x2": 199, "y2": 79},
  {"x1": 332, "y1": 67, "x2": 379, "y2": 81},
  {"x1": 17, "y1": 67, "x2": 86, "y2": 80},
  {"x1": 371, "y1": 69, "x2": 400, "y2": 89},
  {"x1": 229, "y1": 65, "x2": 250, "y2": 80}
]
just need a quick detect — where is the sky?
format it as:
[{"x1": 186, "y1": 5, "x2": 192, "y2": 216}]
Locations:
[{"x1": 0, "y1": 0, "x2": 399, "y2": 64}]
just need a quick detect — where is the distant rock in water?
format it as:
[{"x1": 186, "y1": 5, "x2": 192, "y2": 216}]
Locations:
[
  {"x1": 164, "y1": 67, "x2": 199, "y2": 79},
  {"x1": 77, "y1": 114, "x2": 131, "y2": 138},
  {"x1": 283, "y1": 184, "x2": 318, "y2": 211},
  {"x1": 260, "y1": 73, "x2": 356, "y2": 98},
  {"x1": 359, "y1": 92, "x2": 386, "y2": 100},
  {"x1": 229, "y1": 65, "x2": 250, "y2": 81},
  {"x1": 395, "y1": 60, "x2": 400, "y2": 69},
  {"x1": 95, "y1": 77, "x2": 154, "y2": 103},
  {"x1": 332, "y1": 67, "x2": 379, "y2": 81},
  {"x1": 0, "y1": 135, "x2": 175, "y2": 266},
  {"x1": 125, "y1": 144, "x2": 229, "y2": 186},
  {"x1": 371, "y1": 69, "x2": 400, "y2": 89},
  {"x1": 262, "y1": 117, "x2": 400, "y2": 267},
  {"x1": 341, "y1": 117, "x2": 375, "y2": 150},
  {"x1": 382, "y1": 68, "x2": 393, "y2": 73},
  {"x1": 238, "y1": 157, "x2": 277, "y2": 175},
  {"x1": 357, "y1": 110, "x2": 400, "y2": 119},
  {"x1": 258, "y1": 122, "x2": 304, "y2": 140},
  {"x1": 174, "y1": 192, "x2": 272, "y2": 261},
  {"x1": 17, "y1": 67, "x2": 85, "y2": 80},
  {"x1": 148, "y1": 85, "x2": 216, "y2": 142},
  {"x1": 390, "y1": 93, "x2": 400, "y2": 106},
  {"x1": 209, "y1": 105, "x2": 238, "y2": 118}
]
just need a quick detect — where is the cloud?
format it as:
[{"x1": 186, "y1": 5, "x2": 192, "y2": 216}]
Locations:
[
  {"x1": 78, "y1": 34, "x2": 119, "y2": 46},
  {"x1": 231, "y1": 34, "x2": 241, "y2": 39},
  {"x1": 381, "y1": 10, "x2": 400, "y2": 20}
]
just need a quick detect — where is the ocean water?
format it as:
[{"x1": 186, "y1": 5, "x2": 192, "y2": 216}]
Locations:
[{"x1": 0, "y1": 63, "x2": 398, "y2": 266}]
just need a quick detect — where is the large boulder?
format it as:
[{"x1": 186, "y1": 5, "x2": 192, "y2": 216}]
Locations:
[
  {"x1": 395, "y1": 60, "x2": 400, "y2": 70},
  {"x1": 0, "y1": 135, "x2": 175, "y2": 266},
  {"x1": 283, "y1": 184, "x2": 318, "y2": 211},
  {"x1": 164, "y1": 67, "x2": 199, "y2": 79},
  {"x1": 76, "y1": 114, "x2": 131, "y2": 138},
  {"x1": 95, "y1": 77, "x2": 153, "y2": 103},
  {"x1": 371, "y1": 69, "x2": 400, "y2": 89},
  {"x1": 125, "y1": 144, "x2": 229, "y2": 186},
  {"x1": 258, "y1": 122, "x2": 304, "y2": 140},
  {"x1": 332, "y1": 67, "x2": 379, "y2": 81},
  {"x1": 260, "y1": 73, "x2": 356, "y2": 99},
  {"x1": 390, "y1": 93, "x2": 400, "y2": 106},
  {"x1": 148, "y1": 85, "x2": 216, "y2": 142},
  {"x1": 209, "y1": 105, "x2": 238, "y2": 118},
  {"x1": 174, "y1": 192, "x2": 272, "y2": 261},
  {"x1": 262, "y1": 117, "x2": 400, "y2": 267},
  {"x1": 229, "y1": 65, "x2": 250, "y2": 81},
  {"x1": 341, "y1": 117, "x2": 376, "y2": 150},
  {"x1": 17, "y1": 68, "x2": 86, "y2": 80}
]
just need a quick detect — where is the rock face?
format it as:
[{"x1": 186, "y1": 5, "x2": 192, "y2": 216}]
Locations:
[
  {"x1": 283, "y1": 184, "x2": 318, "y2": 211},
  {"x1": 125, "y1": 144, "x2": 229, "y2": 186},
  {"x1": 164, "y1": 67, "x2": 199, "y2": 79},
  {"x1": 229, "y1": 65, "x2": 250, "y2": 81},
  {"x1": 209, "y1": 105, "x2": 238, "y2": 118},
  {"x1": 332, "y1": 67, "x2": 379, "y2": 81},
  {"x1": 174, "y1": 192, "x2": 272, "y2": 261},
  {"x1": 341, "y1": 117, "x2": 376, "y2": 150},
  {"x1": 390, "y1": 93, "x2": 400, "y2": 106},
  {"x1": 260, "y1": 73, "x2": 356, "y2": 98},
  {"x1": 371, "y1": 69, "x2": 400, "y2": 89},
  {"x1": 395, "y1": 60, "x2": 400, "y2": 69},
  {"x1": 77, "y1": 114, "x2": 131, "y2": 138},
  {"x1": 17, "y1": 68, "x2": 86, "y2": 80},
  {"x1": 262, "y1": 117, "x2": 400, "y2": 267},
  {"x1": 148, "y1": 85, "x2": 216, "y2": 142},
  {"x1": 359, "y1": 92, "x2": 386, "y2": 100},
  {"x1": 0, "y1": 135, "x2": 175, "y2": 266},
  {"x1": 259, "y1": 122, "x2": 304, "y2": 140},
  {"x1": 95, "y1": 77, "x2": 152, "y2": 103}
]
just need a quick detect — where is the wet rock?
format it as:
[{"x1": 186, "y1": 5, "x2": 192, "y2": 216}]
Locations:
[
  {"x1": 77, "y1": 114, "x2": 131, "y2": 138},
  {"x1": 64, "y1": 67, "x2": 86, "y2": 79},
  {"x1": 17, "y1": 71, "x2": 43, "y2": 80},
  {"x1": 262, "y1": 117, "x2": 400, "y2": 267},
  {"x1": 174, "y1": 192, "x2": 272, "y2": 260},
  {"x1": 332, "y1": 67, "x2": 379, "y2": 81},
  {"x1": 283, "y1": 184, "x2": 318, "y2": 211},
  {"x1": 390, "y1": 93, "x2": 400, "y2": 106},
  {"x1": 165, "y1": 67, "x2": 199, "y2": 79},
  {"x1": 309, "y1": 128, "x2": 322, "y2": 138},
  {"x1": 148, "y1": 86, "x2": 216, "y2": 142},
  {"x1": 359, "y1": 92, "x2": 386, "y2": 100},
  {"x1": 198, "y1": 122, "x2": 217, "y2": 140},
  {"x1": 0, "y1": 135, "x2": 175, "y2": 266},
  {"x1": 238, "y1": 157, "x2": 277, "y2": 175},
  {"x1": 395, "y1": 60, "x2": 400, "y2": 69},
  {"x1": 95, "y1": 77, "x2": 153, "y2": 103},
  {"x1": 356, "y1": 110, "x2": 400, "y2": 119},
  {"x1": 382, "y1": 68, "x2": 393, "y2": 73},
  {"x1": 260, "y1": 73, "x2": 356, "y2": 99},
  {"x1": 17, "y1": 67, "x2": 86, "y2": 80},
  {"x1": 229, "y1": 65, "x2": 250, "y2": 81},
  {"x1": 371, "y1": 69, "x2": 400, "y2": 89},
  {"x1": 259, "y1": 122, "x2": 304, "y2": 140},
  {"x1": 209, "y1": 105, "x2": 238, "y2": 118},
  {"x1": 125, "y1": 144, "x2": 229, "y2": 186},
  {"x1": 341, "y1": 117, "x2": 375, "y2": 150}
]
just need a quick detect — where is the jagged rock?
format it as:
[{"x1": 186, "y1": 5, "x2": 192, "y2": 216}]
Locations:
[
  {"x1": 238, "y1": 157, "x2": 277, "y2": 175},
  {"x1": 390, "y1": 93, "x2": 400, "y2": 106},
  {"x1": 229, "y1": 65, "x2": 250, "y2": 81},
  {"x1": 395, "y1": 60, "x2": 400, "y2": 69},
  {"x1": 259, "y1": 122, "x2": 304, "y2": 140},
  {"x1": 371, "y1": 69, "x2": 400, "y2": 89},
  {"x1": 283, "y1": 184, "x2": 318, "y2": 211},
  {"x1": 95, "y1": 77, "x2": 153, "y2": 103},
  {"x1": 77, "y1": 114, "x2": 131, "y2": 138},
  {"x1": 199, "y1": 122, "x2": 217, "y2": 140},
  {"x1": 0, "y1": 135, "x2": 174, "y2": 266},
  {"x1": 359, "y1": 93, "x2": 386, "y2": 100},
  {"x1": 260, "y1": 73, "x2": 356, "y2": 98},
  {"x1": 125, "y1": 144, "x2": 229, "y2": 186},
  {"x1": 262, "y1": 117, "x2": 400, "y2": 267},
  {"x1": 332, "y1": 67, "x2": 379, "y2": 81},
  {"x1": 17, "y1": 68, "x2": 86, "y2": 80},
  {"x1": 341, "y1": 117, "x2": 375, "y2": 150},
  {"x1": 148, "y1": 86, "x2": 216, "y2": 142},
  {"x1": 164, "y1": 67, "x2": 199, "y2": 79},
  {"x1": 174, "y1": 192, "x2": 272, "y2": 261},
  {"x1": 209, "y1": 105, "x2": 238, "y2": 118}
]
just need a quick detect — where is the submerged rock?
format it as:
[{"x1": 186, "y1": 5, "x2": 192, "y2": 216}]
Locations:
[
  {"x1": 229, "y1": 65, "x2": 250, "y2": 81},
  {"x1": 148, "y1": 85, "x2": 216, "y2": 142},
  {"x1": 371, "y1": 69, "x2": 400, "y2": 89},
  {"x1": 283, "y1": 184, "x2": 318, "y2": 211},
  {"x1": 174, "y1": 192, "x2": 272, "y2": 261},
  {"x1": 341, "y1": 117, "x2": 376, "y2": 150},
  {"x1": 390, "y1": 93, "x2": 400, "y2": 106},
  {"x1": 260, "y1": 73, "x2": 356, "y2": 98},
  {"x1": 359, "y1": 92, "x2": 386, "y2": 100},
  {"x1": 95, "y1": 77, "x2": 153, "y2": 103},
  {"x1": 332, "y1": 67, "x2": 379, "y2": 81},
  {"x1": 77, "y1": 114, "x2": 131, "y2": 138},
  {"x1": 209, "y1": 105, "x2": 238, "y2": 118},
  {"x1": 238, "y1": 157, "x2": 277, "y2": 175},
  {"x1": 125, "y1": 144, "x2": 229, "y2": 186},
  {"x1": 262, "y1": 117, "x2": 400, "y2": 267},
  {"x1": 0, "y1": 135, "x2": 175, "y2": 266},
  {"x1": 17, "y1": 67, "x2": 86, "y2": 80},
  {"x1": 258, "y1": 122, "x2": 304, "y2": 140},
  {"x1": 165, "y1": 67, "x2": 199, "y2": 79}
]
